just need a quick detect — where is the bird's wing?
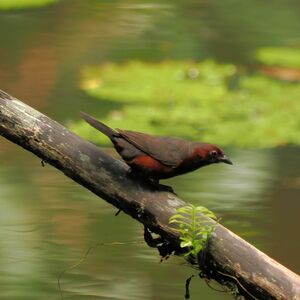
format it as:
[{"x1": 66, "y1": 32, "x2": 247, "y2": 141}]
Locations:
[{"x1": 117, "y1": 129, "x2": 192, "y2": 167}]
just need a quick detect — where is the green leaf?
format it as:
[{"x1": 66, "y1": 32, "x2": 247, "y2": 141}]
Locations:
[
  {"x1": 169, "y1": 204, "x2": 218, "y2": 263},
  {"x1": 256, "y1": 47, "x2": 300, "y2": 68},
  {"x1": 180, "y1": 241, "x2": 192, "y2": 248},
  {"x1": 194, "y1": 244, "x2": 203, "y2": 253}
]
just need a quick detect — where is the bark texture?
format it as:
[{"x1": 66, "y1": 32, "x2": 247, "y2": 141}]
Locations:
[{"x1": 0, "y1": 89, "x2": 299, "y2": 300}]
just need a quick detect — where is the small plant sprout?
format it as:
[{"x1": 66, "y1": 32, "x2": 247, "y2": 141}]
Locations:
[{"x1": 169, "y1": 204, "x2": 218, "y2": 260}]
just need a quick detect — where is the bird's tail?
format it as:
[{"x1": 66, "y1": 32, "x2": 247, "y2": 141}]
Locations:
[{"x1": 80, "y1": 112, "x2": 116, "y2": 139}]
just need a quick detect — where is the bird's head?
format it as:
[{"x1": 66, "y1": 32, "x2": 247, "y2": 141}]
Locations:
[{"x1": 195, "y1": 144, "x2": 233, "y2": 166}]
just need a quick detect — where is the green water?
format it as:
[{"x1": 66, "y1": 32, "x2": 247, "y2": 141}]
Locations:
[{"x1": 0, "y1": 1, "x2": 300, "y2": 299}]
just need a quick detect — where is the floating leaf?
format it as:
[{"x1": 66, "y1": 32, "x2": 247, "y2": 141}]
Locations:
[
  {"x1": 0, "y1": 0, "x2": 59, "y2": 10},
  {"x1": 73, "y1": 59, "x2": 300, "y2": 148},
  {"x1": 256, "y1": 47, "x2": 300, "y2": 69}
]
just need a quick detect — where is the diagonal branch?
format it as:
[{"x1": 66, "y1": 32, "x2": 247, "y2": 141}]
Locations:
[{"x1": 0, "y1": 89, "x2": 299, "y2": 300}]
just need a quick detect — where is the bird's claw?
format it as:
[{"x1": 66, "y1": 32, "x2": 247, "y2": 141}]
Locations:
[
  {"x1": 126, "y1": 169, "x2": 177, "y2": 195},
  {"x1": 156, "y1": 183, "x2": 176, "y2": 195},
  {"x1": 148, "y1": 180, "x2": 177, "y2": 195}
]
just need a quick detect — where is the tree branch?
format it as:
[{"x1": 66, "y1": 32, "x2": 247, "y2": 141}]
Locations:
[{"x1": 0, "y1": 89, "x2": 299, "y2": 300}]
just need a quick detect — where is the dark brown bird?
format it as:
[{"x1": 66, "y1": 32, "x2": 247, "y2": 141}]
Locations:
[{"x1": 81, "y1": 112, "x2": 232, "y2": 184}]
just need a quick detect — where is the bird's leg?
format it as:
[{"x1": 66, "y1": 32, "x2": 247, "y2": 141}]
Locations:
[
  {"x1": 126, "y1": 167, "x2": 134, "y2": 176},
  {"x1": 126, "y1": 167, "x2": 141, "y2": 180}
]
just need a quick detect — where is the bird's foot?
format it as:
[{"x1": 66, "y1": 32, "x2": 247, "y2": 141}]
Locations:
[
  {"x1": 126, "y1": 169, "x2": 176, "y2": 195},
  {"x1": 149, "y1": 180, "x2": 176, "y2": 195},
  {"x1": 156, "y1": 183, "x2": 176, "y2": 194}
]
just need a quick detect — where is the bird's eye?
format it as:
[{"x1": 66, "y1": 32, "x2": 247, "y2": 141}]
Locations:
[{"x1": 210, "y1": 150, "x2": 218, "y2": 157}]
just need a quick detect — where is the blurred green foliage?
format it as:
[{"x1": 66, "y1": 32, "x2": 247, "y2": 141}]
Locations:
[
  {"x1": 73, "y1": 59, "x2": 300, "y2": 148},
  {"x1": 0, "y1": 0, "x2": 59, "y2": 10},
  {"x1": 256, "y1": 47, "x2": 300, "y2": 68}
]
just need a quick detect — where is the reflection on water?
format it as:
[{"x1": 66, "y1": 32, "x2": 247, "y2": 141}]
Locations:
[
  {"x1": 0, "y1": 146, "x2": 299, "y2": 299},
  {"x1": 176, "y1": 149, "x2": 275, "y2": 210}
]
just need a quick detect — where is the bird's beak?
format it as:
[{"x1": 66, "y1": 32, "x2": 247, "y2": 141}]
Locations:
[{"x1": 220, "y1": 155, "x2": 233, "y2": 165}]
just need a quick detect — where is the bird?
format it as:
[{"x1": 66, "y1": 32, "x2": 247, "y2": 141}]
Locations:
[{"x1": 80, "y1": 112, "x2": 232, "y2": 188}]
